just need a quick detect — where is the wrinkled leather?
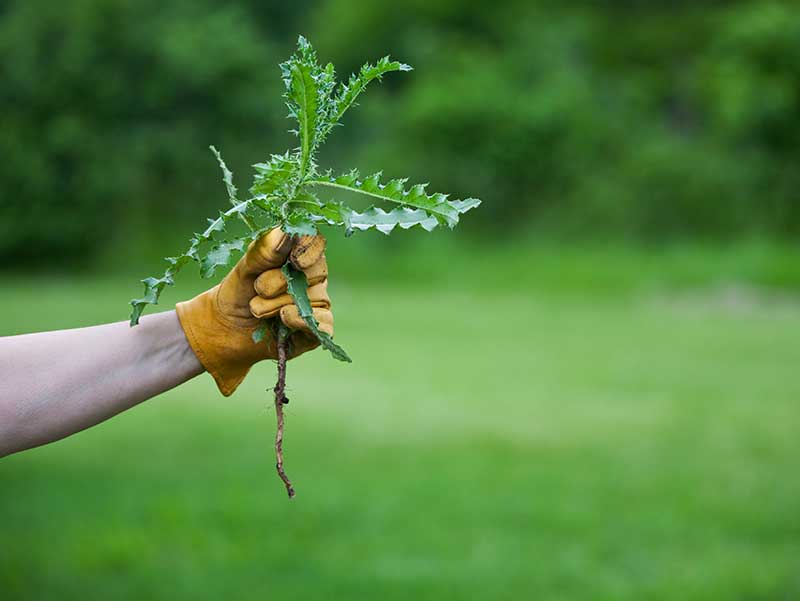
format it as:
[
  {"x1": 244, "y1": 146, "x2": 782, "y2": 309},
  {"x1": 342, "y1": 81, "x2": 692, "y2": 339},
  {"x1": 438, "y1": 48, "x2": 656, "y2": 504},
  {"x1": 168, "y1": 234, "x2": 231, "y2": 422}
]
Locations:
[{"x1": 176, "y1": 229, "x2": 333, "y2": 396}]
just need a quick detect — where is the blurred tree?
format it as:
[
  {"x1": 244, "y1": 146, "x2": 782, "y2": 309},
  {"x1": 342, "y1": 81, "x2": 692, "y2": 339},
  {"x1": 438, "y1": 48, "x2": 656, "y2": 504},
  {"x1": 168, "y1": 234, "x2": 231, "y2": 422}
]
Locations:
[
  {"x1": 309, "y1": 0, "x2": 799, "y2": 240},
  {"x1": 699, "y1": 2, "x2": 800, "y2": 235},
  {"x1": 0, "y1": 0, "x2": 279, "y2": 265},
  {"x1": 1, "y1": 0, "x2": 798, "y2": 267}
]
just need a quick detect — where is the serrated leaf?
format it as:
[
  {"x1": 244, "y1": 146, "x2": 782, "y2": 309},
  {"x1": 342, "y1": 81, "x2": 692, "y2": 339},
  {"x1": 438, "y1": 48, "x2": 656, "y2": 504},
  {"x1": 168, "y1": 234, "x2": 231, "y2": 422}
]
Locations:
[
  {"x1": 282, "y1": 263, "x2": 351, "y2": 362},
  {"x1": 348, "y1": 206, "x2": 439, "y2": 234},
  {"x1": 309, "y1": 201, "x2": 350, "y2": 226},
  {"x1": 210, "y1": 146, "x2": 238, "y2": 203},
  {"x1": 129, "y1": 274, "x2": 174, "y2": 326},
  {"x1": 287, "y1": 189, "x2": 323, "y2": 213},
  {"x1": 322, "y1": 57, "x2": 412, "y2": 139},
  {"x1": 251, "y1": 195, "x2": 283, "y2": 221},
  {"x1": 250, "y1": 152, "x2": 296, "y2": 196},
  {"x1": 210, "y1": 146, "x2": 259, "y2": 231},
  {"x1": 450, "y1": 198, "x2": 482, "y2": 213},
  {"x1": 129, "y1": 301, "x2": 147, "y2": 326},
  {"x1": 308, "y1": 171, "x2": 480, "y2": 228},
  {"x1": 283, "y1": 210, "x2": 318, "y2": 236},
  {"x1": 281, "y1": 38, "x2": 319, "y2": 176},
  {"x1": 205, "y1": 214, "x2": 226, "y2": 235},
  {"x1": 200, "y1": 239, "x2": 246, "y2": 279}
]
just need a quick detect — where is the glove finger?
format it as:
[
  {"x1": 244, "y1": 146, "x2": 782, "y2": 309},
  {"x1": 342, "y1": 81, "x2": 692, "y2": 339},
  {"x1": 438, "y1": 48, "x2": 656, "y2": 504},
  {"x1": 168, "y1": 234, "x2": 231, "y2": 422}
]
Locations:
[
  {"x1": 289, "y1": 235, "x2": 326, "y2": 270},
  {"x1": 280, "y1": 306, "x2": 334, "y2": 337},
  {"x1": 239, "y1": 228, "x2": 293, "y2": 276},
  {"x1": 254, "y1": 256, "x2": 328, "y2": 298},
  {"x1": 306, "y1": 280, "x2": 331, "y2": 306},
  {"x1": 249, "y1": 281, "x2": 331, "y2": 319},
  {"x1": 217, "y1": 229, "x2": 293, "y2": 319}
]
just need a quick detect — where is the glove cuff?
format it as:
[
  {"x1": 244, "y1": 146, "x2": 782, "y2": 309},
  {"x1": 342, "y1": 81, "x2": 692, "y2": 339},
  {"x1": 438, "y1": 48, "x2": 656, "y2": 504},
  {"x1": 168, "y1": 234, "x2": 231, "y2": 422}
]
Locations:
[{"x1": 176, "y1": 292, "x2": 256, "y2": 397}]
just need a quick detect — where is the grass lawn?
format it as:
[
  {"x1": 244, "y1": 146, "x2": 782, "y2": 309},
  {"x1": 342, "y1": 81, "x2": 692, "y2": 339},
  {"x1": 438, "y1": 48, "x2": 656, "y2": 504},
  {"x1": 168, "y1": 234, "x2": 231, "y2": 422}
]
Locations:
[{"x1": 1, "y1": 248, "x2": 799, "y2": 600}]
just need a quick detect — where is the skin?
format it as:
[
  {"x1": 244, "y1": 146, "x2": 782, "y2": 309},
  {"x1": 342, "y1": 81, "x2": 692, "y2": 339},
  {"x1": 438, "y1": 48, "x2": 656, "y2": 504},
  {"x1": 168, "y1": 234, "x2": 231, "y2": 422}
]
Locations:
[
  {"x1": 0, "y1": 230, "x2": 331, "y2": 459},
  {"x1": 0, "y1": 310, "x2": 203, "y2": 458}
]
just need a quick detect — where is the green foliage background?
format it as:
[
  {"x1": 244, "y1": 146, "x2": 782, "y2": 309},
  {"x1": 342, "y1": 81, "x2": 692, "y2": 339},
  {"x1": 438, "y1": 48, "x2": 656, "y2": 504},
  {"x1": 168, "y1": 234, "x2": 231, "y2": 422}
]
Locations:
[
  {"x1": 2, "y1": 3, "x2": 800, "y2": 599},
  {"x1": 2, "y1": 0, "x2": 800, "y2": 266}
]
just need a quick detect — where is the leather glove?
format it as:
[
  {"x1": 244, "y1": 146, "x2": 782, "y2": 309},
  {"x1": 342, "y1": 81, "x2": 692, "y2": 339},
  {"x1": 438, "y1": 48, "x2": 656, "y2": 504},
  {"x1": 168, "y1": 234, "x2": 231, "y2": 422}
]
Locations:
[{"x1": 176, "y1": 229, "x2": 333, "y2": 396}]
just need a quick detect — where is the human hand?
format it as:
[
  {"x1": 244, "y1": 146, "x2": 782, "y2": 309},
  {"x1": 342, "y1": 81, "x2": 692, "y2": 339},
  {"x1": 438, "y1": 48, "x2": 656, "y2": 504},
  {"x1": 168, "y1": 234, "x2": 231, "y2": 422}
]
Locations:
[{"x1": 176, "y1": 229, "x2": 333, "y2": 396}]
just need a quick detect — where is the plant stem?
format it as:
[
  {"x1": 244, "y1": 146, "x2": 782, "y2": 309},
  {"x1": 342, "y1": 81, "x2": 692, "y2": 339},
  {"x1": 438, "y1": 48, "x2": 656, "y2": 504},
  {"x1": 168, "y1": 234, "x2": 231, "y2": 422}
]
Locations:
[{"x1": 274, "y1": 323, "x2": 295, "y2": 498}]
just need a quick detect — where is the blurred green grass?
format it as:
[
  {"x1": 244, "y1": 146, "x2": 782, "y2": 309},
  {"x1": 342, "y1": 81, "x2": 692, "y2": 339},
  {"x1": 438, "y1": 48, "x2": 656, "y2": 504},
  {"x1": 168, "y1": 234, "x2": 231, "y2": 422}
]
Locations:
[{"x1": 1, "y1": 245, "x2": 800, "y2": 600}]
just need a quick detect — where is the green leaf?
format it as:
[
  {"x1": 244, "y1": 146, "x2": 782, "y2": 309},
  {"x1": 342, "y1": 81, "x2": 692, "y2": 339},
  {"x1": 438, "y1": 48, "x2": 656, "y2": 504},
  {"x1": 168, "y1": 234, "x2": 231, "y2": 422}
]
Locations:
[
  {"x1": 309, "y1": 200, "x2": 350, "y2": 224},
  {"x1": 307, "y1": 202, "x2": 439, "y2": 234},
  {"x1": 129, "y1": 274, "x2": 173, "y2": 326},
  {"x1": 281, "y1": 263, "x2": 351, "y2": 362},
  {"x1": 129, "y1": 301, "x2": 147, "y2": 327},
  {"x1": 348, "y1": 206, "x2": 439, "y2": 234},
  {"x1": 283, "y1": 210, "x2": 318, "y2": 236},
  {"x1": 308, "y1": 171, "x2": 481, "y2": 228},
  {"x1": 322, "y1": 57, "x2": 412, "y2": 138},
  {"x1": 210, "y1": 146, "x2": 238, "y2": 204},
  {"x1": 200, "y1": 239, "x2": 246, "y2": 279},
  {"x1": 281, "y1": 37, "x2": 319, "y2": 176},
  {"x1": 250, "y1": 152, "x2": 296, "y2": 197},
  {"x1": 287, "y1": 190, "x2": 323, "y2": 214},
  {"x1": 210, "y1": 146, "x2": 259, "y2": 231},
  {"x1": 252, "y1": 321, "x2": 270, "y2": 344},
  {"x1": 292, "y1": 63, "x2": 316, "y2": 174},
  {"x1": 314, "y1": 61, "x2": 338, "y2": 138},
  {"x1": 450, "y1": 198, "x2": 482, "y2": 213}
]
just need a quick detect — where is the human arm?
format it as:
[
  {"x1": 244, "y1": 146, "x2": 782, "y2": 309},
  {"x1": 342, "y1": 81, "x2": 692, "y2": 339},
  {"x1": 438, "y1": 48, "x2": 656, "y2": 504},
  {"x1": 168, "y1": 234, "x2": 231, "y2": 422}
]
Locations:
[
  {"x1": 0, "y1": 230, "x2": 333, "y2": 458},
  {"x1": 0, "y1": 310, "x2": 202, "y2": 457}
]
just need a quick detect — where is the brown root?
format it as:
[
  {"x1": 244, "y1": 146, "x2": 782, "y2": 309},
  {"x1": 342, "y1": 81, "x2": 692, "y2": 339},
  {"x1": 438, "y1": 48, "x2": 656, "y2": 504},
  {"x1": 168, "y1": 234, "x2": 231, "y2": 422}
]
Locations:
[{"x1": 274, "y1": 331, "x2": 295, "y2": 498}]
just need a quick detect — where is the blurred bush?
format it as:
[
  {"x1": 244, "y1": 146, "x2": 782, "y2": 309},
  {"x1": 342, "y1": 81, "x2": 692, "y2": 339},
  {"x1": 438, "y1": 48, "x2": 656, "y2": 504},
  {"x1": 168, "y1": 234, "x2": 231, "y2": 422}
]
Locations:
[
  {"x1": 1, "y1": 0, "x2": 798, "y2": 266},
  {"x1": 0, "y1": 0, "x2": 280, "y2": 264}
]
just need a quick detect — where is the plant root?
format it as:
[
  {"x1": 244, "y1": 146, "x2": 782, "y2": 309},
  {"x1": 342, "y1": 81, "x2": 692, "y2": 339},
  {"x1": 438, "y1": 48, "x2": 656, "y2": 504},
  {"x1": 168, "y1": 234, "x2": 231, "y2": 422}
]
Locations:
[{"x1": 274, "y1": 331, "x2": 295, "y2": 498}]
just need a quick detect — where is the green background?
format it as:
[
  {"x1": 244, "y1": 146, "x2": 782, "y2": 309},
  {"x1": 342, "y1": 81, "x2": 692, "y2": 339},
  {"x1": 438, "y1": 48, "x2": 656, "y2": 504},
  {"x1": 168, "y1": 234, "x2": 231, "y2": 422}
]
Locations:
[
  {"x1": 3, "y1": 0, "x2": 800, "y2": 263},
  {"x1": 1, "y1": 1, "x2": 799, "y2": 599}
]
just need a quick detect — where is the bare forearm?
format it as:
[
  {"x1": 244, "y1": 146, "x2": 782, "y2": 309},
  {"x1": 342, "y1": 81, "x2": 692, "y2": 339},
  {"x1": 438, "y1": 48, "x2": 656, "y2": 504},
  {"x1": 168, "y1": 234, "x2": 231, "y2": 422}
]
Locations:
[{"x1": 0, "y1": 311, "x2": 203, "y2": 457}]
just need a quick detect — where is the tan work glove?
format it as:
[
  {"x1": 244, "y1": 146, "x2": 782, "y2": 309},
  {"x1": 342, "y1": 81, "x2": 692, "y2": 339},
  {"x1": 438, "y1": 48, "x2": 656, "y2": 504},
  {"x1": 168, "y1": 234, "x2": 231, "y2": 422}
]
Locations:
[{"x1": 176, "y1": 229, "x2": 333, "y2": 396}]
